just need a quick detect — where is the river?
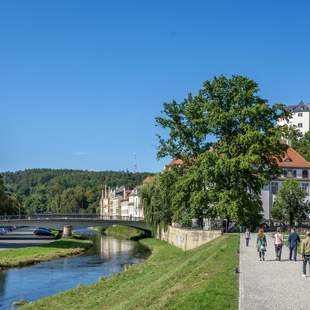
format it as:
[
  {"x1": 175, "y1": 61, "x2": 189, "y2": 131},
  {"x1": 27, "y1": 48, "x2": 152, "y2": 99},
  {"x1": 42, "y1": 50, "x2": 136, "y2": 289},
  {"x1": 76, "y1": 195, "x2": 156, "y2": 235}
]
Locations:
[{"x1": 0, "y1": 234, "x2": 150, "y2": 309}]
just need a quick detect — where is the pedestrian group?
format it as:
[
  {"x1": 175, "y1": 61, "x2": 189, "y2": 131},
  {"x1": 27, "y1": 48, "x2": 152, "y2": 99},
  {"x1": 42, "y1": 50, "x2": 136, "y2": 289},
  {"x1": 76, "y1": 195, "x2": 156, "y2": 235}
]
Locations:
[{"x1": 244, "y1": 227, "x2": 310, "y2": 277}]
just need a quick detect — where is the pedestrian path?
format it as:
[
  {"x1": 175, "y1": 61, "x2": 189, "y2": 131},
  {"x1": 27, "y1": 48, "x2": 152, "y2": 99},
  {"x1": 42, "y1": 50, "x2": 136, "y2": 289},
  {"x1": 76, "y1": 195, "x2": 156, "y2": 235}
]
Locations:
[{"x1": 239, "y1": 233, "x2": 310, "y2": 310}]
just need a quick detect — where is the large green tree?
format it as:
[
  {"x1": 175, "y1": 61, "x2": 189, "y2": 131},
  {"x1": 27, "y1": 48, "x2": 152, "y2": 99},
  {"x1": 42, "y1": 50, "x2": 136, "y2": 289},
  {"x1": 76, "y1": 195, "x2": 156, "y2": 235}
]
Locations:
[
  {"x1": 272, "y1": 180, "x2": 309, "y2": 226},
  {"x1": 150, "y1": 75, "x2": 290, "y2": 229},
  {"x1": 140, "y1": 174, "x2": 175, "y2": 234}
]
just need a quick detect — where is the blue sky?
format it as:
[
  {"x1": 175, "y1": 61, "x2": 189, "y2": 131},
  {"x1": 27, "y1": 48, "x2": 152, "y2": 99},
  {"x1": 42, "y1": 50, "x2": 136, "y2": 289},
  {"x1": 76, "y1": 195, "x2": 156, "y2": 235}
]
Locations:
[{"x1": 1, "y1": 0, "x2": 310, "y2": 173}]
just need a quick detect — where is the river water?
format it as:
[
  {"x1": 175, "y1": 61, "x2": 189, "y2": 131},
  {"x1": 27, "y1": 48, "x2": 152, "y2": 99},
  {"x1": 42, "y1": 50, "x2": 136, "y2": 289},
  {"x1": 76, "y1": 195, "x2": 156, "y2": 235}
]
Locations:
[{"x1": 0, "y1": 235, "x2": 149, "y2": 309}]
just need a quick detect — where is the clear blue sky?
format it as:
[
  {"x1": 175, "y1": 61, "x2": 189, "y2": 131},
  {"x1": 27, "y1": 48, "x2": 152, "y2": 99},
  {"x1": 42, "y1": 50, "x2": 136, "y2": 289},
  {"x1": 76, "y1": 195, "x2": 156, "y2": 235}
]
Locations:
[{"x1": 1, "y1": 1, "x2": 310, "y2": 173}]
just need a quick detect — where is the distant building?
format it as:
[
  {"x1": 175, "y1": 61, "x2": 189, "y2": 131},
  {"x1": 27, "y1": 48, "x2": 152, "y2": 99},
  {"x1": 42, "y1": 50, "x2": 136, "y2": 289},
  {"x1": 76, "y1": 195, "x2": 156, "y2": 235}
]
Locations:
[
  {"x1": 278, "y1": 101, "x2": 310, "y2": 135},
  {"x1": 99, "y1": 186, "x2": 143, "y2": 219},
  {"x1": 262, "y1": 147, "x2": 310, "y2": 222},
  {"x1": 164, "y1": 158, "x2": 184, "y2": 171},
  {"x1": 166, "y1": 148, "x2": 310, "y2": 224}
]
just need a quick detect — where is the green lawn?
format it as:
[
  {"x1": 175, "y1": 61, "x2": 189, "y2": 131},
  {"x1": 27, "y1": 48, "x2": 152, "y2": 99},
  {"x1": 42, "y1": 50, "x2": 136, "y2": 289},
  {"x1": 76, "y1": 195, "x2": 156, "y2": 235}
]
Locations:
[
  {"x1": 0, "y1": 239, "x2": 92, "y2": 269},
  {"x1": 104, "y1": 225, "x2": 146, "y2": 240},
  {"x1": 22, "y1": 235, "x2": 239, "y2": 310}
]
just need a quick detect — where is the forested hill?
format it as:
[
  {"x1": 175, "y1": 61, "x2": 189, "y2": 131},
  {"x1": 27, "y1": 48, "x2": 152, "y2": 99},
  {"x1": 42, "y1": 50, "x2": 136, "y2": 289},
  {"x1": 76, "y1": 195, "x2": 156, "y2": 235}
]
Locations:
[{"x1": 2, "y1": 169, "x2": 153, "y2": 215}]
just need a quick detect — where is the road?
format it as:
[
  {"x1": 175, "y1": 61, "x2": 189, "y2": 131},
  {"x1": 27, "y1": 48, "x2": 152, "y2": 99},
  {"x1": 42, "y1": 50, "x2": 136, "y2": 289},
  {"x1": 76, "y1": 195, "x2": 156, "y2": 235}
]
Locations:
[{"x1": 0, "y1": 227, "x2": 54, "y2": 250}]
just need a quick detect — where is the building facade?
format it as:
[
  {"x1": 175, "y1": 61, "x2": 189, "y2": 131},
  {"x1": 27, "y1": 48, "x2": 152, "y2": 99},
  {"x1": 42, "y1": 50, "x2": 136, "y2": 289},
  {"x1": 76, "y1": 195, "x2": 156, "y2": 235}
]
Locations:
[
  {"x1": 261, "y1": 147, "x2": 310, "y2": 221},
  {"x1": 166, "y1": 148, "x2": 310, "y2": 224},
  {"x1": 99, "y1": 186, "x2": 144, "y2": 219},
  {"x1": 278, "y1": 101, "x2": 310, "y2": 135}
]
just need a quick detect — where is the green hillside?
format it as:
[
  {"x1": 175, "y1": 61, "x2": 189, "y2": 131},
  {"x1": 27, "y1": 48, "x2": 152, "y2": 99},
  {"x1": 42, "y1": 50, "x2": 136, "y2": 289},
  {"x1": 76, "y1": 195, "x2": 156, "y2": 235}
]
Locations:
[{"x1": 2, "y1": 169, "x2": 153, "y2": 215}]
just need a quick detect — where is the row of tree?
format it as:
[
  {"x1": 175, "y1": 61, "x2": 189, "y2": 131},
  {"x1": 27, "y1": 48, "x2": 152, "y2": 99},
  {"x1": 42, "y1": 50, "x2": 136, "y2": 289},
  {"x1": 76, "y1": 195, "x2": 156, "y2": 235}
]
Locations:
[
  {"x1": 2, "y1": 169, "x2": 152, "y2": 215},
  {"x1": 0, "y1": 175, "x2": 21, "y2": 215},
  {"x1": 141, "y1": 75, "x2": 308, "y2": 232}
]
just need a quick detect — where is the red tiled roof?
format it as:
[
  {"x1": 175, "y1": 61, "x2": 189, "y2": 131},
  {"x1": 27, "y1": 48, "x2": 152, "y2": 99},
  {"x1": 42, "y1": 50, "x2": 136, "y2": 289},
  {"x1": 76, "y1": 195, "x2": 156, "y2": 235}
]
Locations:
[
  {"x1": 277, "y1": 147, "x2": 310, "y2": 168},
  {"x1": 164, "y1": 158, "x2": 184, "y2": 171},
  {"x1": 165, "y1": 148, "x2": 310, "y2": 170},
  {"x1": 169, "y1": 159, "x2": 184, "y2": 166}
]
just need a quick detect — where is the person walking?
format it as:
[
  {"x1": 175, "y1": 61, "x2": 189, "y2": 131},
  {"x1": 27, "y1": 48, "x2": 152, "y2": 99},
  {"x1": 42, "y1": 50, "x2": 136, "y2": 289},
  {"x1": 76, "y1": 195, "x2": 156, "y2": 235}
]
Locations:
[
  {"x1": 256, "y1": 228, "x2": 267, "y2": 261},
  {"x1": 288, "y1": 227, "x2": 300, "y2": 261},
  {"x1": 245, "y1": 229, "x2": 250, "y2": 247},
  {"x1": 301, "y1": 231, "x2": 310, "y2": 277},
  {"x1": 274, "y1": 227, "x2": 284, "y2": 261}
]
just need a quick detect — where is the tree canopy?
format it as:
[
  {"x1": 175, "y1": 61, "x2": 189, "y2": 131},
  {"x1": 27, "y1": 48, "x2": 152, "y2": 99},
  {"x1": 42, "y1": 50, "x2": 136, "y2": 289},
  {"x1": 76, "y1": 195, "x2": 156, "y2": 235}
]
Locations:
[
  {"x1": 142, "y1": 75, "x2": 290, "y2": 230},
  {"x1": 292, "y1": 131, "x2": 310, "y2": 162},
  {"x1": 272, "y1": 180, "x2": 309, "y2": 226}
]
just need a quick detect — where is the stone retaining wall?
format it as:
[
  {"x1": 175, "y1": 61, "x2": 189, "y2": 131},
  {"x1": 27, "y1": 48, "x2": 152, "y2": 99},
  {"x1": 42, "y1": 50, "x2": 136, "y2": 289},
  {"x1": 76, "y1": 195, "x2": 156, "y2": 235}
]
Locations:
[{"x1": 159, "y1": 226, "x2": 221, "y2": 251}]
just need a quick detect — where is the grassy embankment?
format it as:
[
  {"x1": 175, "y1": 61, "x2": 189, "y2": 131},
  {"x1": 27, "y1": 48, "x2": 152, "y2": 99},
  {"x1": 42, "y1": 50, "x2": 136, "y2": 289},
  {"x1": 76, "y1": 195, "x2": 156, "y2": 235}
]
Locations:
[
  {"x1": 90, "y1": 224, "x2": 147, "y2": 240},
  {"x1": 22, "y1": 234, "x2": 239, "y2": 310},
  {"x1": 0, "y1": 239, "x2": 92, "y2": 269}
]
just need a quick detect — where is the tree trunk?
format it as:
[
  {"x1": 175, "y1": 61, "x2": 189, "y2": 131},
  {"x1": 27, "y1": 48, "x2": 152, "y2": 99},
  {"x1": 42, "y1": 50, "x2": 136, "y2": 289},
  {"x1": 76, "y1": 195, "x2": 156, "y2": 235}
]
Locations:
[{"x1": 289, "y1": 212, "x2": 293, "y2": 227}]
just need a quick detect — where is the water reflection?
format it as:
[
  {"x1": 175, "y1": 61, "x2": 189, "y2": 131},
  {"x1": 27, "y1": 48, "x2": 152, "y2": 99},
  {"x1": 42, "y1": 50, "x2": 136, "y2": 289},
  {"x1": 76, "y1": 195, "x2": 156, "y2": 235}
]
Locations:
[
  {"x1": 0, "y1": 236, "x2": 149, "y2": 310},
  {"x1": 0, "y1": 273, "x2": 6, "y2": 300}
]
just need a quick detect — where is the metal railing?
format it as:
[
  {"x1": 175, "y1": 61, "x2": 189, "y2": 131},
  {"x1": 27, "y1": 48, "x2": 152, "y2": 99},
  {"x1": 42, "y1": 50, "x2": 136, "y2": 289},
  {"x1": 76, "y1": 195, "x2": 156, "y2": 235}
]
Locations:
[{"x1": 0, "y1": 214, "x2": 144, "y2": 222}]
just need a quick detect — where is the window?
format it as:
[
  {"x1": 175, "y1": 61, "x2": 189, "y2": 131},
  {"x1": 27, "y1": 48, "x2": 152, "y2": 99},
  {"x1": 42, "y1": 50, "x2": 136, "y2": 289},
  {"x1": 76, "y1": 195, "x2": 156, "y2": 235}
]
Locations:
[
  {"x1": 271, "y1": 182, "x2": 278, "y2": 194},
  {"x1": 298, "y1": 123, "x2": 303, "y2": 128},
  {"x1": 301, "y1": 183, "x2": 309, "y2": 193},
  {"x1": 298, "y1": 112, "x2": 303, "y2": 117},
  {"x1": 263, "y1": 184, "x2": 269, "y2": 190},
  {"x1": 287, "y1": 170, "x2": 297, "y2": 178},
  {"x1": 283, "y1": 169, "x2": 288, "y2": 177},
  {"x1": 303, "y1": 170, "x2": 309, "y2": 179}
]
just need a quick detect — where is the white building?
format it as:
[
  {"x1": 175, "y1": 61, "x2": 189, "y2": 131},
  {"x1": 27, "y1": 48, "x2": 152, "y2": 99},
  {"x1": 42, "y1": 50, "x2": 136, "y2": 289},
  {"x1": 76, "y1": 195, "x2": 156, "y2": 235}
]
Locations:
[
  {"x1": 278, "y1": 101, "x2": 310, "y2": 135},
  {"x1": 100, "y1": 186, "x2": 144, "y2": 219},
  {"x1": 166, "y1": 148, "x2": 310, "y2": 225},
  {"x1": 261, "y1": 147, "x2": 310, "y2": 222}
]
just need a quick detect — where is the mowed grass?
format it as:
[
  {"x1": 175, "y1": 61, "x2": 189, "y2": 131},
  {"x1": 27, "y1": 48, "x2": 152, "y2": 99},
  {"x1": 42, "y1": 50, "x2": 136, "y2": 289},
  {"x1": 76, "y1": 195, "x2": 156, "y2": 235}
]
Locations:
[
  {"x1": 104, "y1": 225, "x2": 146, "y2": 240},
  {"x1": 22, "y1": 235, "x2": 239, "y2": 310},
  {"x1": 0, "y1": 239, "x2": 92, "y2": 269}
]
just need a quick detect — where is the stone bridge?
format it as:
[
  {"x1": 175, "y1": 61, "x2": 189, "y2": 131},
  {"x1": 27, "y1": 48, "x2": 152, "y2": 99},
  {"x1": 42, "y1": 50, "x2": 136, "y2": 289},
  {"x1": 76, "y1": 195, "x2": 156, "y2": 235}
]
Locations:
[{"x1": 0, "y1": 214, "x2": 148, "y2": 231}]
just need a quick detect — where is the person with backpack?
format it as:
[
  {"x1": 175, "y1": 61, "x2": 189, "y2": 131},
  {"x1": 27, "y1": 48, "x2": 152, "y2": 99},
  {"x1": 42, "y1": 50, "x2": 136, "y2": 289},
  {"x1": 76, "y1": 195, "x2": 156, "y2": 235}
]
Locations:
[
  {"x1": 288, "y1": 227, "x2": 300, "y2": 261},
  {"x1": 256, "y1": 228, "x2": 267, "y2": 261},
  {"x1": 301, "y1": 231, "x2": 310, "y2": 277},
  {"x1": 274, "y1": 227, "x2": 284, "y2": 261}
]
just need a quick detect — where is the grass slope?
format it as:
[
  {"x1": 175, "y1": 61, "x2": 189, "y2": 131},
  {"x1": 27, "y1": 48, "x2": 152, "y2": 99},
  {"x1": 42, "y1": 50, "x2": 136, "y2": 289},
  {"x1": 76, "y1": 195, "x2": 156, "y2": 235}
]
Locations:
[
  {"x1": 0, "y1": 239, "x2": 92, "y2": 269},
  {"x1": 104, "y1": 225, "x2": 146, "y2": 240},
  {"x1": 22, "y1": 235, "x2": 239, "y2": 310}
]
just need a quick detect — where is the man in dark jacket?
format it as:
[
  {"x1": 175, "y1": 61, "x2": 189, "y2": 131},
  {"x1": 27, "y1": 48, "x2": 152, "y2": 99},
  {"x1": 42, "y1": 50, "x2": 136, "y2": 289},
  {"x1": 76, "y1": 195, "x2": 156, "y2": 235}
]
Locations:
[{"x1": 288, "y1": 228, "x2": 300, "y2": 261}]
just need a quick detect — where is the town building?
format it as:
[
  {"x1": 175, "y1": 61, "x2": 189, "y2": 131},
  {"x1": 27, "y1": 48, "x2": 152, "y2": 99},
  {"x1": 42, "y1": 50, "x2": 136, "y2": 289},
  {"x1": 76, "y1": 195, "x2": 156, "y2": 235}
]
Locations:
[
  {"x1": 165, "y1": 147, "x2": 310, "y2": 224},
  {"x1": 99, "y1": 186, "x2": 144, "y2": 219},
  {"x1": 262, "y1": 147, "x2": 310, "y2": 222},
  {"x1": 278, "y1": 101, "x2": 310, "y2": 135}
]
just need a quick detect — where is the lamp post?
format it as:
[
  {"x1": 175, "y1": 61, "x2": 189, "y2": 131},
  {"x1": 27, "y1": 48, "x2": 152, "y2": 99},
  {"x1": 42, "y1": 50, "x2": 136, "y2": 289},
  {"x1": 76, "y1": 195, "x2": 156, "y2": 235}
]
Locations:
[{"x1": 224, "y1": 219, "x2": 228, "y2": 233}]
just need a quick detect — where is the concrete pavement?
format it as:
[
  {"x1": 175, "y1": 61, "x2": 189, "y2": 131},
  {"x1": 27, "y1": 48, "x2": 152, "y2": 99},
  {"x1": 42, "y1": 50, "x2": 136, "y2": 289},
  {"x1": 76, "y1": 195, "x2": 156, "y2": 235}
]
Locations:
[
  {"x1": 239, "y1": 233, "x2": 310, "y2": 310},
  {"x1": 0, "y1": 227, "x2": 54, "y2": 249}
]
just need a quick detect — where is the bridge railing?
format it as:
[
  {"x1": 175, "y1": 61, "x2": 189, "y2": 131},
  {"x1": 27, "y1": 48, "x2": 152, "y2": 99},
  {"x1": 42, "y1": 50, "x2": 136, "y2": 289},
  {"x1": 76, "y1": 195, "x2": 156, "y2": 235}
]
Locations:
[{"x1": 0, "y1": 214, "x2": 144, "y2": 222}]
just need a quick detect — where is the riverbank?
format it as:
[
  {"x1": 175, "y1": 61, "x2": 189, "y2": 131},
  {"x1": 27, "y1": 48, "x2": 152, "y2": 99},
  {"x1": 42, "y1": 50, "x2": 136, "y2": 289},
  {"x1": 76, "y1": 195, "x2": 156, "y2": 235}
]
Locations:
[
  {"x1": 90, "y1": 225, "x2": 147, "y2": 240},
  {"x1": 22, "y1": 234, "x2": 238, "y2": 310},
  {"x1": 104, "y1": 225, "x2": 146, "y2": 240},
  {"x1": 0, "y1": 239, "x2": 92, "y2": 269}
]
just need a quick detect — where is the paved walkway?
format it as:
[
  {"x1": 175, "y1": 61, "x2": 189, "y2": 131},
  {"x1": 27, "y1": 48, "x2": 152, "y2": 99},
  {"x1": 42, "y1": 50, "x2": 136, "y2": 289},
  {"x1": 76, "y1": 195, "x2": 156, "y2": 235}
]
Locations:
[{"x1": 239, "y1": 233, "x2": 310, "y2": 310}]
